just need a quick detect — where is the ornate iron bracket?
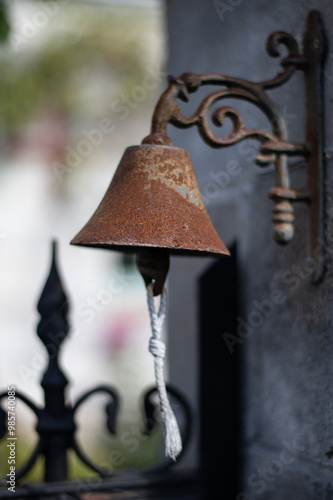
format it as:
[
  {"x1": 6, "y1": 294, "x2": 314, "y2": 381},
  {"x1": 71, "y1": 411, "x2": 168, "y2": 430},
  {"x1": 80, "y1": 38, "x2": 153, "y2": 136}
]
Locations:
[
  {"x1": 143, "y1": 11, "x2": 327, "y2": 281},
  {"x1": 0, "y1": 242, "x2": 192, "y2": 486}
]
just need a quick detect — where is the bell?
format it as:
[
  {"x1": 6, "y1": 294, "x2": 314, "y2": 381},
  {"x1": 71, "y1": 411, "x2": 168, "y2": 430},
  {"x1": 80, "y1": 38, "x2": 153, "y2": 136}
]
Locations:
[
  {"x1": 71, "y1": 144, "x2": 229, "y2": 295},
  {"x1": 71, "y1": 143, "x2": 230, "y2": 459},
  {"x1": 71, "y1": 144, "x2": 229, "y2": 256}
]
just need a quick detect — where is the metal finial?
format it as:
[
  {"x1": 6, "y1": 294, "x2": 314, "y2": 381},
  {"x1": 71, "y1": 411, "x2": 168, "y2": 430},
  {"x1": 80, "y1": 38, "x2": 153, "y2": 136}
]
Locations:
[{"x1": 37, "y1": 240, "x2": 69, "y2": 354}]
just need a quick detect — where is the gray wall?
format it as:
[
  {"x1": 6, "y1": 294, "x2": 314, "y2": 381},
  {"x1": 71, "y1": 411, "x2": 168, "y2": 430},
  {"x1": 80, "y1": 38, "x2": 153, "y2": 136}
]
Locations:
[{"x1": 166, "y1": 0, "x2": 333, "y2": 496}]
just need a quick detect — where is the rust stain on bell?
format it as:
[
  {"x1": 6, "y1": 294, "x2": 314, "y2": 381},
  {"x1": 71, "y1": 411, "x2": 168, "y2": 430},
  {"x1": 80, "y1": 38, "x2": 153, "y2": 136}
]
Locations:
[
  {"x1": 142, "y1": 153, "x2": 204, "y2": 209},
  {"x1": 71, "y1": 145, "x2": 229, "y2": 257}
]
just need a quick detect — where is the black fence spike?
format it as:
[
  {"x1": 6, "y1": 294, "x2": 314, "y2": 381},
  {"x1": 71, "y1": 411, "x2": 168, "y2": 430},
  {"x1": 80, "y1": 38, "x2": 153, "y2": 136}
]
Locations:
[{"x1": 0, "y1": 241, "x2": 193, "y2": 493}]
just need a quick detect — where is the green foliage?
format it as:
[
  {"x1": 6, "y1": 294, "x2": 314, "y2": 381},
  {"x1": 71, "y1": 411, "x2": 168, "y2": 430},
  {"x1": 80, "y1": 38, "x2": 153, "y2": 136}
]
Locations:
[
  {"x1": 0, "y1": 4, "x2": 161, "y2": 136},
  {"x1": 0, "y1": 1, "x2": 10, "y2": 43},
  {"x1": 0, "y1": 423, "x2": 164, "y2": 483}
]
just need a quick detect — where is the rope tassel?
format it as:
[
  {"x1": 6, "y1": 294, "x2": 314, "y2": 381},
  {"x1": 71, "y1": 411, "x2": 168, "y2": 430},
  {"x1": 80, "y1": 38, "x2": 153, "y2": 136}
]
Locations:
[{"x1": 146, "y1": 283, "x2": 182, "y2": 460}]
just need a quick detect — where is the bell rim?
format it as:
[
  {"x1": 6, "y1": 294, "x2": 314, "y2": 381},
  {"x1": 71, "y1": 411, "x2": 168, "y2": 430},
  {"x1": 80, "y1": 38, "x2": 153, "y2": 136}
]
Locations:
[
  {"x1": 70, "y1": 239, "x2": 230, "y2": 258},
  {"x1": 125, "y1": 144, "x2": 190, "y2": 153}
]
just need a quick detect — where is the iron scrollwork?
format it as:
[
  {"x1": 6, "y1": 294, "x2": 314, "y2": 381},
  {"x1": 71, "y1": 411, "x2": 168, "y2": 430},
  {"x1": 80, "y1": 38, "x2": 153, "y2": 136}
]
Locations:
[
  {"x1": 0, "y1": 242, "x2": 192, "y2": 488},
  {"x1": 143, "y1": 11, "x2": 326, "y2": 281}
]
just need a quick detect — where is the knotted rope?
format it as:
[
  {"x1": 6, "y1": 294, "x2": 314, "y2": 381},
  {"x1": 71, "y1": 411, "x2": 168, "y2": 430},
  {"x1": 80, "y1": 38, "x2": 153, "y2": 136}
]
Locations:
[{"x1": 146, "y1": 282, "x2": 182, "y2": 460}]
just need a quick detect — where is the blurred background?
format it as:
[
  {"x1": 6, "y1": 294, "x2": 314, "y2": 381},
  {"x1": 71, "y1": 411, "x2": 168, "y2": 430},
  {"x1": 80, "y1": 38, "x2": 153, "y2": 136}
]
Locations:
[
  {"x1": 0, "y1": 0, "x2": 167, "y2": 478},
  {"x1": 2, "y1": 1, "x2": 332, "y2": 498}
]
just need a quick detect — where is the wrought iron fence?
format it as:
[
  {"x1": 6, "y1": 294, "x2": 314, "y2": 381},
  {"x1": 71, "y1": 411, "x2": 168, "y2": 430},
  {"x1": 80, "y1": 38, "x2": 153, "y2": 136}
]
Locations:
[{"x1": 0, "y1": 242, "x2": 194, "y2": 499}]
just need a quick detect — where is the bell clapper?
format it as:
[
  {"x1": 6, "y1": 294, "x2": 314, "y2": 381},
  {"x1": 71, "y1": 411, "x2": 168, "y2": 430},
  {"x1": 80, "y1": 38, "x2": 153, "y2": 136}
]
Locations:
[{"x1": 136, "y1": 248, "x2": 170, "y2": 297}]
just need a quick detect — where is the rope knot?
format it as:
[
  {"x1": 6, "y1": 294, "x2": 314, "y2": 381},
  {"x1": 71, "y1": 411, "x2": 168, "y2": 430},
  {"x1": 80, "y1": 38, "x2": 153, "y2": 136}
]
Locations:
[
  {"x1": 146, "y1": 283, "x2": 182, "y2": 460},
  {"x1": 149, "y1": 337, "x2": 166, "y2": 359}
]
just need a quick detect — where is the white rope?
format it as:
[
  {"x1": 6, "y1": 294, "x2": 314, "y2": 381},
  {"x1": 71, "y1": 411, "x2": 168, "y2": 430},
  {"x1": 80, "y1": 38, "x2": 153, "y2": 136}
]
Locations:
[{"x1": 146, "y1": 282, "x2": 182, "y2": 460}]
